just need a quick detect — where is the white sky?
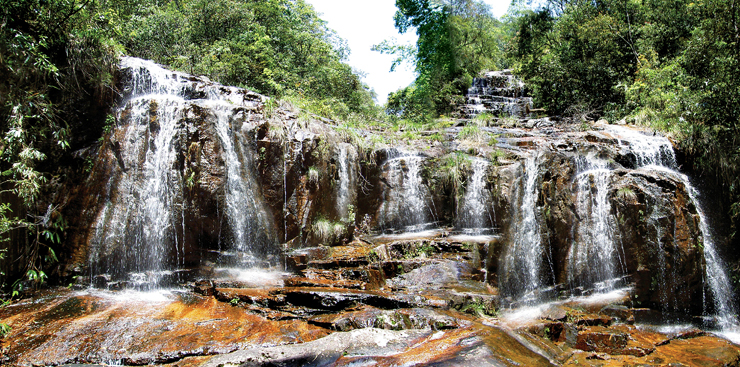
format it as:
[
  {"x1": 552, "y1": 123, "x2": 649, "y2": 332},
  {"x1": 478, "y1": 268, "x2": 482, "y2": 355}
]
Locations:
[{"x1": 305, "y1": 0, "x2": 513, "y2": 104}]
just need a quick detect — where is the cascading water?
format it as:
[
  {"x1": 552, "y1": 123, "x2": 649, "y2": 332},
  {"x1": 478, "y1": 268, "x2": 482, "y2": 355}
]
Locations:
[
  {"x1": 457, "y1": 159, "x2": 494, "y2": 235},
  {"x1": 88, "y1": 57, "x2": 276, "y2": 286},
  {"x1": 209, "y1": 100, "x2": 277, "y2": 265},
  {"x1": 376, "y1": 149, "x2": 435, "y2": 233},
  {"x1": 608, "y1": 125, "x2": 737, "y2": 328},
  {"x1": 336, "y1": 143, "x2": 358, "y2": 221},
  {"x1": 567, "y1": 155, "x2": 623, "y2": 293},
  {"x1": 500, "y1": 154, "x2": 552, "y2": 304},
  {"x1": 606, "y1": 125, "x2": 677, "y2": 169},
  {"x1": 88, "y1": 58, "x2": 188, "y2": 286}
]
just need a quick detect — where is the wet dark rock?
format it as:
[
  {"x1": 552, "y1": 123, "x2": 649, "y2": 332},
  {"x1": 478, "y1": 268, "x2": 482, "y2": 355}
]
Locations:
[
  {"x1": 573, "y1": 328, "x2": 629, "y2": 354},
  {"x1": 600, "y1": 304, "x2": 633, "y2": 323},
  {"x1": 387, "y1": 261, "x2": 468, "y2": 290},
  {"x1": 540, "y1": 304, "x2": 569, "y2": 321},
  {"x1": 307, "y1": 307, "x2": 470, "y2": 331}
]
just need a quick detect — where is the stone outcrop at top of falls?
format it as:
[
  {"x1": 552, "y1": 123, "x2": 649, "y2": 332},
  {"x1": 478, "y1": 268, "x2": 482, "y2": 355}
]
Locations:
[
  {"x1": 460, "y1": 70, "x2": 534, "y2": 119},
  {"x1": 60, "y1": 58, "x2": 733, "y2": 322}
]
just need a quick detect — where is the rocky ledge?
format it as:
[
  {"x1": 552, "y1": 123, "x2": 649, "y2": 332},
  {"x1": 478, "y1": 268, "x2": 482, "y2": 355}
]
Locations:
[{"x1": 1, "y1": 233, "x2": 738, "y2": 366}]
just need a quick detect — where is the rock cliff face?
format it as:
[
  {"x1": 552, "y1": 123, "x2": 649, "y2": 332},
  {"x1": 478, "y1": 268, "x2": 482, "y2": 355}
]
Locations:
[
  {"x1": 4, "y1": 58, "x2": 736, "y2": 367},
  {"x1": 63, "y1": 58, "x2": 727, "y2": 319}
]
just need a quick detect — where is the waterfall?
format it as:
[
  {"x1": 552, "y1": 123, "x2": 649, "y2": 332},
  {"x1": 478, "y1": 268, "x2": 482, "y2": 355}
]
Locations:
[
  {"x1": 608, "y1": 125, "x2": 737, "y2": 327},
  {"x1": 88, "y1": 57, "x2": 276, "y2": 286},
  {"x1": 377, "y1": 150, "x2": 435, "y2": 233},
  {"x1": 606, "y1": 125, "x2": 677, "y2": 169},
  {"x1": 568, "y1": 156, "x2": 622, "y2": 293},
  {"x1": 500, "y1": 154, "x2": 552, "y2": 304},
  {"x1": 88, "y1": 58, "x2": 189, "y2": 285},
  {"x1": 682, "y1": 173, "x2": 737, "y2": 326},
  {"x1": 457, "y1": 159, "x2": 494, "y2": 235},
  {"x1": 336, "y1": 143, "x2": 357, "y2": 221},
  {"x1": 209, "y1": 101, "x2": 277, "y2": 265}
]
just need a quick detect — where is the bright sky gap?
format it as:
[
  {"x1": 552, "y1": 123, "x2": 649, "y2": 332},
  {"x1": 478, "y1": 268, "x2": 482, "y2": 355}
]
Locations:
[{"x1": 305, "y1": 0, "x2": 513, "y2": 104}]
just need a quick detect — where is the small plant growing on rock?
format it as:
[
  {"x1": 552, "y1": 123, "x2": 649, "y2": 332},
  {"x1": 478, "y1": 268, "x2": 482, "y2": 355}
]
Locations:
[
  {"x1": 313, "y1": 218, "x2": 346, "y2": 245},
  {"x1": 229, "y1": 298, "x2": 239, "y2": 306},
  {"x1": 262, "y1": 98, "x2": 278, "y2": 119},
  {"x1": 489, "y1": 149, "x2": 506, "y2": 166},
  {"x1": 459, "y1": 300, "x2": 497, "y2": 317},
  {"x1": 367, "y1": 249, "x2": 380, "y2": 263},
  {"x1": 0, "y1": 322, "x2": 10, "y2": 338},
  {"x1": 267, "y1": 122, "x2": 286, "y2": 142},
  {"x1": 185, "y1": 170, "x2": 197, "y2": 189},
  {"x1": 459, "y1": 124, "x2": 483, "y2": 142},
  {"x1": 473, "y1": 112, "x2": 495, "y2": 126},
  {"x1": 439, "y1": 152, "x2": 472, "y2": 197},
  {"x1": 616, "y1": 187, "x2": 637, "y2": 202}
]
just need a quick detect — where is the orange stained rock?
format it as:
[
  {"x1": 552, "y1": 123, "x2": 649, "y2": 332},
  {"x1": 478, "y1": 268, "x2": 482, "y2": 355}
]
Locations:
[
  {"x1": 0, "y1": 289, "x2": 329, "y2": 366},
  {"x1": 329, "y1": 324, "x2": 556, "y2": 367}
]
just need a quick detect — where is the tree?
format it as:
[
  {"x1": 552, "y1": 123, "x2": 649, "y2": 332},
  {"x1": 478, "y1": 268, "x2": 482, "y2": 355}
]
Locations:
[
  {"x1": 0, "y1": 0, "x2": 118, "y2": 290},
  {"x1": 512, "y1": 0, "x2": 643, "y2": 117},
  {"x1": 117, "y1": 0, "x2": 376, "y2": 120},
  {"x1": 379, "y1": 0, "x2": 508, "y2": 118}
]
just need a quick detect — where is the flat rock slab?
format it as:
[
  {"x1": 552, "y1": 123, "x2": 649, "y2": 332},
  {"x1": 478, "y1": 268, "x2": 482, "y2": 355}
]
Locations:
[
  {"x1": 563, "y1": 334, "x2": 740, "y2": 366},
  {"x1": 307, "y1": 307, "x2": 471, "y2": 331},
  {"x1": 202, "y1": 325, "x2": 557, "y2": 367},
  {"x1": 0, "y1": 289, "x2": 329, "y2": 366}
]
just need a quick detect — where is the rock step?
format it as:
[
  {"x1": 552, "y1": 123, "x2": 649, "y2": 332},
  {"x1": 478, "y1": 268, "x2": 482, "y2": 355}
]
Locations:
[
  {"x1": 307, "y1": 306, "x2": 471, "y2": 332},
  {"x1": 297, "y1": 267, "x2": 384, "y2": 290},
  {"x1": 371, "y1": 240, "x2": 473, "y2": 262},
  {"x1": 307, "y1": 259, "x2": 370, "y2": 269},
  {"x1": 284, "y1": 277, "x2": 366, "y2": 290}
]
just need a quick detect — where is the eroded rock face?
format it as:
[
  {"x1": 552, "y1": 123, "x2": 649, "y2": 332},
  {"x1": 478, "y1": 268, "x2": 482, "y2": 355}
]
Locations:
[
  {"x1": 487, "y1": 128, "x2": 706, "y2": 313},
  {"x1": 59, "y1": 59, "x2": 726, "y2": 335}
]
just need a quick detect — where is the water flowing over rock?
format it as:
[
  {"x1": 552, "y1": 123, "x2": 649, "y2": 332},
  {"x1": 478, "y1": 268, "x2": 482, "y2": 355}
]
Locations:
[
  {"x1": 375, "y1": 149, "x2": 436, "y2": 233},
  {"x1": 607, "y1": 125, "x2": 737, "y2": 324},
  {"x1": 457, "y1": 159, "x2": 495, "y2": 235},
  {"x1": 83, "y1": 57, "x2": 279, "y2": 287},
  {"x1": 335, "y1": 143, "x2": 358, "y2": 221},
  {"x1": 461, "y1": 70, "x2": 533, "y2": 118},
  {"x1": 499, "y1": 153, "x2": 553, "y2": 305},
  {"x1": 34, "y1": 60, "x2": 740, "y2": 366},
  {"x1": 568, "y1": 155, "x2": 623, "y2": 293}
]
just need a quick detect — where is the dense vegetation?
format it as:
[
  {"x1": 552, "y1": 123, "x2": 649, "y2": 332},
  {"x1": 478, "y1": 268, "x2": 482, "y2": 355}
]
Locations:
[
  {"x1": 112, "y1": 0, "x2": 377, "y2": 119},
  {"x1": 376, "y1": 0, "x2": 511, "y2": 119},
  {"x1": 0, "y1": 0, "x2": 119, "y2": 293},
  {"x1": 0, "y1": 0, "x2": 377, "y2": 292}
]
